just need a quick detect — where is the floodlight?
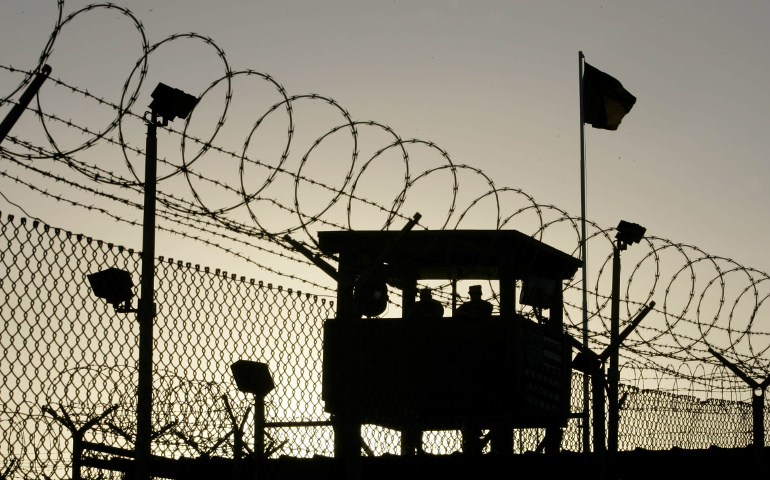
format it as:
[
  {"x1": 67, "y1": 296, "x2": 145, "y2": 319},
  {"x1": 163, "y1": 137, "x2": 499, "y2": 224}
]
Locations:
[
  {"x1": 87, "y1": 268, "x2": 134, "y2": 308},
  {"x1": 571, "y1": 352, "x2": 596, "y2": 375},
  {"x1": 615, "y1": 220, "x2": 646, "y2": 246},
  {"x1": 231, "y1": 360, "x2": 275, "y2": 397},
  {"x1": 126, "y1": 81, "x2": 199, "y2": 480},
  {"x1": 519, "y1": 276, "x2": 556, "y2": 309},
  {"x1": 148, "y1": 83, "x2": 198, "y2": 123}
]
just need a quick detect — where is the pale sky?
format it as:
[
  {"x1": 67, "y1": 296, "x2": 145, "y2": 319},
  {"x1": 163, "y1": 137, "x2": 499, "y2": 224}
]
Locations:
[{"x1": 2, "y1": 1, "x2": 770, "y2": 367}]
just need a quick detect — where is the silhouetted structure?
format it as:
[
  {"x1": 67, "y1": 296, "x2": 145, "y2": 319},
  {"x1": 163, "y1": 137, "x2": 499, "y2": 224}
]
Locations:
[
  {"x1": 2, "y1": 214, "x2": 767, "y2": 480},
  {"x1": 318, "y1": 229, "x2": 581, "y2": 463}
]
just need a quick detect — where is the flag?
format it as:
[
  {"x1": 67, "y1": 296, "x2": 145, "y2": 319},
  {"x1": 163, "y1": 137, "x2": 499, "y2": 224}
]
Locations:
[{"x1": 582, "y1": 62, "x2": 636, "y2": 130}]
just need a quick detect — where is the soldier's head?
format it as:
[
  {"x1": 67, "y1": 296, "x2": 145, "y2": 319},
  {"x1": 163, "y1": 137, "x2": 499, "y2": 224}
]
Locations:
[
  {"x1": 469, "y1": 285, "x2": 482, "y2": 300},
  {"x1": 419, "y1": 288, "x2": 432, "y2": 301}
]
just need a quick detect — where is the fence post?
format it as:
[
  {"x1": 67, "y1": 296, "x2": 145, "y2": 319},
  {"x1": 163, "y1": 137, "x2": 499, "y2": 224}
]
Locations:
[
  {"x1": 753, "y1": 390, "x2": 765, "y2": 453},
  {"x1": 42, "y1": 405, "x2": 118, "y2": 480},
  {"x1": 0, "y1": 65, "x2": 51, "y2": 144},
  {"x1": 708, "y1": 348, "x2": 770, "y2": 474}
]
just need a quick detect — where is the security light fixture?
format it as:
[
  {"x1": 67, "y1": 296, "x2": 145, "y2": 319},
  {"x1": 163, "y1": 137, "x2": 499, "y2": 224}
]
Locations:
[
  {"x1": 231, "y1": 360, "x2": 275, "y2": 397},
  {"x1": 87, "y1": 268, "x2": 134, "y2": 311},
  {"x1": 231, "y1": 360, "x2": 275, "y2": 469},
  {"x1": 129, "y1": 81, "x2": 200, "y2": 480},
  {"x1": 615, "y1": 220, "x2": 646, "y2": 247},
  {"x1": 607, "y1": 219, "x2": 648, "y2": 455},
  {"x1": 148, "y1": 83, "x2": 198, "y2": 124},
  {"x1": 519, "y1": 275, "x2": 556, "y2": 309},
  {"x1": 571, "y1": 351, "x2": 597, "y2": 375}
]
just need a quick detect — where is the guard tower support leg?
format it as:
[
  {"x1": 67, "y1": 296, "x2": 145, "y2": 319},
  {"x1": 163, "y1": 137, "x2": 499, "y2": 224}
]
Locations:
[
  {"x1": 488, "y1": 262, "x2": 516, "y2": 454},
  {"x1": 544, "y1": 285, "x2": 566, "y2": 454},
  {"x1": 400, "y1": 275, "x2": 420, "y2": 455},
  {"x1": 333, "y1": 251, "x2": 362, "y2": 480}
]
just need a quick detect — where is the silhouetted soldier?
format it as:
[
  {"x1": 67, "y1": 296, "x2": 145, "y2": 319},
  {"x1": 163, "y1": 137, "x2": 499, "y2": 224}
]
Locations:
[
  {"x1": 408, "y1": 288, "x2": 444, "y2": 319},
  {"x1": 455, "y1": 285, "x2": 493, "y2": 319}
]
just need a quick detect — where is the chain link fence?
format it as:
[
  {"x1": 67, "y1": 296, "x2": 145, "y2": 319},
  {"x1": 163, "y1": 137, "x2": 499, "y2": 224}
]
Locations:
[
  {"x1": 0, "y1": 213, "x2": 766, "y2": 479},
  {"x1": 1, "y1": 213, "x2": 335, "y2": 479}
]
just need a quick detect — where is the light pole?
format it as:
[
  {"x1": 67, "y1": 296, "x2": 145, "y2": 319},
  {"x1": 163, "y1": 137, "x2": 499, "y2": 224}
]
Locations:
[
  {"x1": 708, "y1": 348, "x2": 770, "y2": 474},
  {"x1": 87, "y1": 84, "x2": 196, "y2": 479},
  {"x1": 231, "y1": 360, "x2": 275, "y2": 479},
  {"x1": 137, "y1": 83, "x2": 197, "y2": 480},
  {"x1": 570, "y1": 300, "x2": 654, "y2": 479},
  {"x1": 608, "y1": 220, "x2": 646, "y2": 456}
]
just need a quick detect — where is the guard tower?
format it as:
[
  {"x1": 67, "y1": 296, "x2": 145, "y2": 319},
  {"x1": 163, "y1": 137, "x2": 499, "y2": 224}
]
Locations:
[{"x1": 317, "y1": 229, "x2": 581, "y2": 458}]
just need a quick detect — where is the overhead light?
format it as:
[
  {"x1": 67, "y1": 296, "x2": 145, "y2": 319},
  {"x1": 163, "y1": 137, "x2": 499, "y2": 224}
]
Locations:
[
  {"x1": 149, "y1": 83, "x2": 198, "y2": 123},
  {"x1": 520, "y1": 275, "x2": 556, "y2": 309},
  {"x1": 615, "y1": 220, "x2": 646, "y2": 246},
  {"x1": 87, "y1": 268, "x2": 134, "y2": 311},
  {"x1": 231, "y1": 360, "x2": 275, "y2": 397}
]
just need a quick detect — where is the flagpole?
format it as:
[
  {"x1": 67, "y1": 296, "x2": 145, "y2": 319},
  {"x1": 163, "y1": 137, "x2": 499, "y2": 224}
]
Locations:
[{"x1": 578, "y1": 50, "x2": 590, "y2": 455}]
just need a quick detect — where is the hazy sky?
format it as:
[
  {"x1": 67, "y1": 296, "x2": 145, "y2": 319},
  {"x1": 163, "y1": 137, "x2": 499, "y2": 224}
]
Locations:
[{"x1": 2, "y1": 0, "x2": 770, "y2": 293}]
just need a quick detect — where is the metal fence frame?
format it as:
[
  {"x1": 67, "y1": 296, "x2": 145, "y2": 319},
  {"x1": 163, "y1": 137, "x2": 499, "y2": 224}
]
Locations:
[{"x1": 0, "y1": 213, "x2": 765, "y2": 479}]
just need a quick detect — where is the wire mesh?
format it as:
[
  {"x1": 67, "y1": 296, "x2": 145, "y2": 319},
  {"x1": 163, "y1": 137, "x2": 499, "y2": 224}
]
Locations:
[
  {"x1": 0, "y1": 213, "x2": 336, "y2": 478},
  {"x1": 2, "y1": 212, "x2": 768, "y2": 480}
]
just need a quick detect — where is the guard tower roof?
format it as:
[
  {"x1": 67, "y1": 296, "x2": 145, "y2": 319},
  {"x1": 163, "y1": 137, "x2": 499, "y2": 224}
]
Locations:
[{"x1": 318, "y1": 229, "x2": 580, "y2": 282}]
